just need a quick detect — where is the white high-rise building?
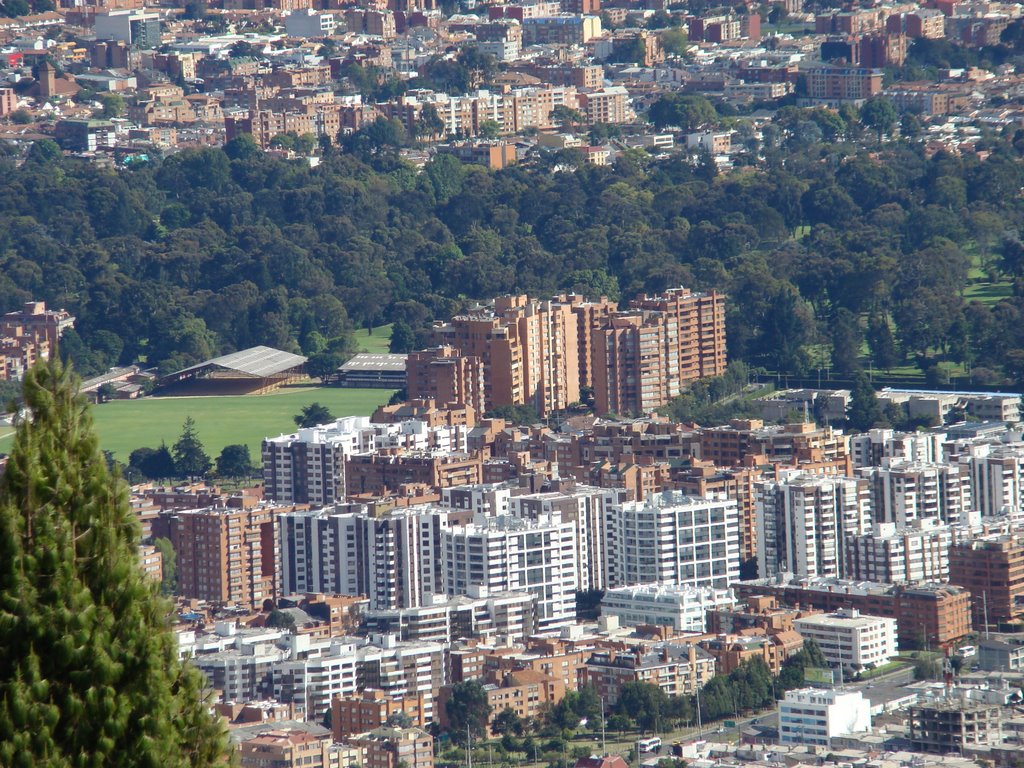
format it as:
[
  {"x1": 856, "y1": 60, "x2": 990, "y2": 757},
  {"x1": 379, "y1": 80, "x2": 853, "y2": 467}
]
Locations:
[
  {"x1": 604, "y1": 491, "x2": 740, "y2": 590},
  {"x1": 845, "y1": 518, "x2": 952, "y2": 584},
  {"x1": 263, "y1": 417, "x2": 470, "y2": 505},
  {"x1": 778, "y1": 688, "x2": 871, "y2": 747},
  {"x1": 277, "y1": 504, "x2": 450, "y2": 610},
  {"x1": 961, "y1": 442, "x2": 1024, "y2": 518},
  {"x1": 858, "y1": 460, "x2": 973, "y2": 527},
  {"x1": 600, "y1": 583, "x2": 735, "y2": 632},
  {"x1": 849, "y1": 428, "x2": 945, "y2": 469},
  {"x1": 442, "y1": 514, "x2": 579, "y2": 631},
  {"x1": 793, "y1": 608, "x2": 897, "y2": 673},
  {"x1": 756, "y1": 475, "x2": 871, "y2": 580},
  {"x1": 510, "y1": 485, "x2": 620, "y2": 591}
]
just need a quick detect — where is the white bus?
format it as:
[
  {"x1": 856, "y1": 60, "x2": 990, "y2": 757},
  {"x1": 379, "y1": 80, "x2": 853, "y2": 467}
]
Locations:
[{"x1": 637, "y1": 738, "x2": 662, "y2": 753}]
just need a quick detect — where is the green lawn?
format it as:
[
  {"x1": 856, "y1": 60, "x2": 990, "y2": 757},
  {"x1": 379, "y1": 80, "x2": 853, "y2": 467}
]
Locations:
[
  {"x1": 355, "y1": 324, "x2": 393, "y2": 354},
  {"x1": 964, "y1": 280, "x2": 1012, "y2": 306},
  {"x1": 0, "y1": 386, "x2": 395, "y2": 462}
]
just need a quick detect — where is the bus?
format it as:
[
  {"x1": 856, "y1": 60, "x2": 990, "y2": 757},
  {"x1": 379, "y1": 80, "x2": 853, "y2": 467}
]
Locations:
[{"x1": 637, "y1": 738, "x2": 662, "y2": 753}]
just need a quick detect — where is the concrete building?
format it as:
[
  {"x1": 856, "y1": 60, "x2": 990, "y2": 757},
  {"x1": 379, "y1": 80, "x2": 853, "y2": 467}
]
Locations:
[
  {"x1": 858, "y1": 460, "x2": 973, "y2": 527},
  {"x1": 778, "y1": 688, "x2": 871, "y2": 747},
  {"x1": 93, "y1": 9, "x2": 161, "y2": 47},
  {"x1": 599, "y1": 583, "x2": 735, "y2": 632},
  {"x1": 285, "y1": 9, "x2": 338, "y2": 37},
  {"x1": 793, "y1": 608, "x2": 897, "y2": 673},
  {"x1": 849, "y1": 428, "x2": 944, "y2": 469},
  {"x1": 909, "y1": 698, "x2": 1003, "y2": 754},
  {"x1": 756, "y1": 474, "x2": 871, "y2": 580},
  {"x1": 604, "y1": 491, "x2": 740, "y2": 591},
  {"x1": 510, "y1": 484, "x2": 617, "y2": 591},
  {"x1": 961, "y1": 443, "x2": 1024, "y2": 517},
  {"x1": 443, "y1": 513, "x2": 579, "y2": 630},
  {"x1": 978, "y1": 635, "x2": 1024, "y2": 672},
  {"x1": 522, "y1": 14, "x2": 601, "y2": 44},
  {"x1": 277, "y1": 505, "x2": 449, "y2": 611},
  {"x1": 948, "y1": 533, "x2": 1024, "y2": 631},
  {"x1": 673, "y1": 461, "x2": 761, "y2": 566},
  {"x1": 361, "y1": 590, "x2": 538, "y2": 644},
  {"x1": 846, "y1": 518, "x2": 952, "y2": 584},
  {"x1": 262, "y1": 417, "x2": 470, "y2": 505},
  {"x1": 54, "y1": 119, "x2": 116, "y2": 152}
]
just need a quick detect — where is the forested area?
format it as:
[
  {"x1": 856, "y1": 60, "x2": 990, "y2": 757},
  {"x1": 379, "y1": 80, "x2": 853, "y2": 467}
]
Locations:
[{"x1": 4, "y1": 123, "x2": 1024, "y2": 387}]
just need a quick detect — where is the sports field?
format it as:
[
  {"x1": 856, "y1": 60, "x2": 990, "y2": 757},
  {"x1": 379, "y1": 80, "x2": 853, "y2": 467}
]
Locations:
[
  {"x1": 0, "y1": 325, "x2": 399, "y2": 461},
  {"x1": 0, "y1": 385, "x2": 395, "y2": 462}
]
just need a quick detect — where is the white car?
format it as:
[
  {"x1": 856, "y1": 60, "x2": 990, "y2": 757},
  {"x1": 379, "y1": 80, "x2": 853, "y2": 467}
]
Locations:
[{"x1": 958, "y1": 645, "x2": 976, "y2": 658}]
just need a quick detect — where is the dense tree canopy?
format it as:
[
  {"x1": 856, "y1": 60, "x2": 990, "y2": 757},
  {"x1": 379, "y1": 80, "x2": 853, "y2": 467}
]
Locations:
[{"x1": 4, "y1": 126, "x2": 1024, "y2": 389}]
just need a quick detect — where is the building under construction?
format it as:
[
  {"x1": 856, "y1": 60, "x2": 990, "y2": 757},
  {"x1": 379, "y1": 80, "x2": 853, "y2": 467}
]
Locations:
[{"x1": 908, "y1": 698, "x2": 1003, "y2": 754}]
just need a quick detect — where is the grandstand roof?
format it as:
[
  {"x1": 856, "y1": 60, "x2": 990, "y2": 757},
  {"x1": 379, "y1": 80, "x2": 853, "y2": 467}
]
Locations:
[{"x1": 161, "y1": 346, "x2": 307, "y2": 385}]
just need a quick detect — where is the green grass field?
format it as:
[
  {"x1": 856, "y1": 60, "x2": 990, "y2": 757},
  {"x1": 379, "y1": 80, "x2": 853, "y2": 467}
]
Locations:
[
  {"x1": 964, "y1": 280, "x2": 1012, "y2": 305},
  {"x1": 355, "y1": 324, "x2": 393, "y2": 354},
  {"x1": 0, "y1": 386, "x2": 395, "y2": 462}
]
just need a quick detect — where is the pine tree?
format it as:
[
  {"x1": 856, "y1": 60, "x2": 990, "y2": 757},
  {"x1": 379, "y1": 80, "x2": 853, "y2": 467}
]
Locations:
[
  {"x1": 0, "y1": 360, "x2": 228, "y2": 767},
  {"x1": 173, "y1": 416, "x2": 211, "y2": 479}
]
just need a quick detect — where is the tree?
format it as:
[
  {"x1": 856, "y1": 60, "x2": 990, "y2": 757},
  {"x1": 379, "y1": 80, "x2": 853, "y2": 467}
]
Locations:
[
  {"x1": 10, "y1": 108, "x2": 32, "y2": 124},
  {"x1": 847, "y1": 372, "x2": 886, "y2": 431},
  {"x1": 867, "y1": 312, "x2": 899, "y2": 371},
  {"x1": 152, "y1": 536, "x2": 177, "y2": 595},
  {"x1": 551, "y1": 105, "x2": 585, "y2": 129},
  {"x1": 492, "y1": 707, "x2": 524, "y2": 736},
  {"x1": 130, "y1": 443, "x2": 177, "y2": 480},
  {"x1": 266, "y1": 609, "x2": 296, "y2": 629},
  {"x1": 415, "y1": 104, "x2": 445, "y2": 140},
  {"x1": 173, "y1": 416, "x2": 211, "y2": 479},
  {"x1": 830, "y1": 308, "x2": 863, "y2": 375},
  {"x1": 445, "y1": 680, "x2": 492, "y2": 743},
  {"x1": 224, "y1": 133, "x2": 260, "y2": 160},
  {"x1": 295, "y1": 402, "x2": 334, "y2": 428},
  {"x1": 97, "y1": 92, "x2": 125, "y2": 119},
  {"x1": 614, "y1": 681, "x2": 668, "y2": 732},
  {"x1": 307, "y1": 352, "x2": 345, "y2": 384},
  {"x1": 389, "y1": 319, "x2": 416, "y2": 353},
  {"x1": 659, "y1": 27, "x2": 690, "y2": 56},
  {"x1": 478, "y1": 120, "x2": 501, "y2": 139},
  {"x1": 860, "y1": 96, "x2": 897, "y2": 142},
  {"x1": 216, "y1": 444, "x2": 256, "y2": 480},
  {"x1": 648, "y1": 94, "x2": 716, "y2": 131},
  {"x1": 183, "y1": 0, "x2": 206, "y2": 19},
  {"x1": 0, "y1": 360, "x2": 227, "y2": 766}
]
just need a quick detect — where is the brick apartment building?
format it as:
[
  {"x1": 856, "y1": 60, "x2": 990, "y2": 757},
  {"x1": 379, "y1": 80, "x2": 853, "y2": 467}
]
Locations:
[
  {"x1": 347, "y1": 727, "x2": 434, "y2": 768},
  {"x1": 238, "y1": 728, "x2": 337, "y2": 768},
  {"x1": 406, "y1": 346, "x2": 487, "y2": 416},
  {"x1": 331, "y1": 689, "x2": 428, "y2": 739},
  {"x1": 733, "y1": 578, "x2": 971, "y2": 649},
  {"x1": 948, "y1": 534, "x2": 1024, "y2": 632},
  {"x1": 344, "y1": 450, "x2": 483, "y2": 497},
  {"x1": 0, "y1": 301, "x2": 75, "y2": 382},
  {"x1": 168, "y1": 502, "x2": 279, "y2": 610},
  {"x1": 802, "y1": 65, "x2": 883, "y2": 104},
  {"x1": 592, "y1": 288, "x2": 725, "y2": 415}
]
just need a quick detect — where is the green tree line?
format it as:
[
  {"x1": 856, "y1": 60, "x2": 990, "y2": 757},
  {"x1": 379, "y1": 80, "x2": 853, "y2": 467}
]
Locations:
[{"x1": 5, "y1": 122, "x2": 1024, "y2": 387}]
